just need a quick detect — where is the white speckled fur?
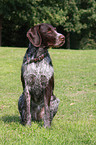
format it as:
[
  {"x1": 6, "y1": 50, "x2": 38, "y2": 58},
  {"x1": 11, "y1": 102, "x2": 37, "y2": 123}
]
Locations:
[
  {"x1": 23, "y1": 57, "x2": 54, "y2": 97},
  {"x1": 23, "y1": 58, "x2": 54, "y2": 80}
]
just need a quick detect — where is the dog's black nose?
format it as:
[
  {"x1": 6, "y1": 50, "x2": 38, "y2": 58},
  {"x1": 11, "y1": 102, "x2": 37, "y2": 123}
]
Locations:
[{"x1": 59, "y1": 35, "x2": 65, "y2": 41}]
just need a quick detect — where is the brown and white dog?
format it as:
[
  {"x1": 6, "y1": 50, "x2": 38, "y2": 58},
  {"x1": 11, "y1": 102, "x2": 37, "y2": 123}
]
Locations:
[{"x1": 18, "y1": 23, "x2": 65, "y2": 127}]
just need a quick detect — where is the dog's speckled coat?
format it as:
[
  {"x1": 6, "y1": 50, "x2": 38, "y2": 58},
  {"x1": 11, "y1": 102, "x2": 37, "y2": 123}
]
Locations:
[{"x1": 18, "y1": 23, "x2": 65, "y2": 127}]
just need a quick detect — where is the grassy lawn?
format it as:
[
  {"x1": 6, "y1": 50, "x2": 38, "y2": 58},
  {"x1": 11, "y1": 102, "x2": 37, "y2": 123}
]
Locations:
[{"x1": 0, "y1": 47, "x2": 96, "y2": 145}]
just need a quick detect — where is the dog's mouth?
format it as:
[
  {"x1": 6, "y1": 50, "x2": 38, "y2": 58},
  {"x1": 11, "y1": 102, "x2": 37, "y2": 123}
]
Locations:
[
  {"x1": 47, "y1": 38, "x2": 65, "y2": 48},
  {"x1": 54, "y1": 40, "x2": 65, "y2": 48},
  {"x1": 59, "y1": 40, "x2": 65, "y2": 47}
]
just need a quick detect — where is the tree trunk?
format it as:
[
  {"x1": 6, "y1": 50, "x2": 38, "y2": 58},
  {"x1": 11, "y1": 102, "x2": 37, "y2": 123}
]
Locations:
[
  {"x1": 66, "y1": 32, "x2": 70, "y2": 49},
  {"x1": 0, "y1": 16, "x2": 2, "y2": 46}
]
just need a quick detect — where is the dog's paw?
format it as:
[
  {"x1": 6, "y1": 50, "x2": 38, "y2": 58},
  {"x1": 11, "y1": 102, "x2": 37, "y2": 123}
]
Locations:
[
  {"x1": 44, "y1": 124, "x2": 51, "y2": 128},
  {"x1": 44, "y1": 121, "x2": 51, "y2": 128},
  {"x1": 26, "y1": 121, "x2": 31, "y2": 126},
  {"x1": 20, "y1": 119, "x2": 31, "y2": 126}
]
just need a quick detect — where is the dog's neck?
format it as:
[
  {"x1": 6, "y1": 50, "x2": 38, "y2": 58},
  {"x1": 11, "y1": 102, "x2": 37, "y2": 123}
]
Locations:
[
  {"x1": 23, "y1": 42, "x2": 49, "y2": 64},
  {"x1": 28, "y1": 42, "x2": 48, "y2": 57}
]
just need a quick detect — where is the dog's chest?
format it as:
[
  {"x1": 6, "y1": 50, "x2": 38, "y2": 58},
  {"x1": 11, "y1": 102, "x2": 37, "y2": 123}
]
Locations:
[{"x1": 23, "y1": 59, "x2": 54, "y2": 91}]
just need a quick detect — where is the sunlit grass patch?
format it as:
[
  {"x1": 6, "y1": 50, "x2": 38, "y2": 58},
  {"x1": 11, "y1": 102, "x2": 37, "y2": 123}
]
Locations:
[{"x1": 0, "y1": 47, "x2": 96, "y2": 145}]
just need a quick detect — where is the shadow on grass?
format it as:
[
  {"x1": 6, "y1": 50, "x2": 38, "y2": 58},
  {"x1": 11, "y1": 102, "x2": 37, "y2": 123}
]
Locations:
[
  {"x1": 1, "y1": 115, "x2": 44, "y2": 127},
  {"x1": 2, "y1": 115, "x2": 19, "y2": 123}
]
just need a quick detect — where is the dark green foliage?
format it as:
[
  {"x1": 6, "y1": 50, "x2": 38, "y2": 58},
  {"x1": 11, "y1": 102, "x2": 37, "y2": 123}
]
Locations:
[
  {"x1": 78, "y1": 0, "x2": 96, "y2": 49},
  {"x1": 80, "y1": 37, "x2": 96, "y2": 50},
  {"x1": 0, "y1": 0, "x2": 96, "y2": 48}
]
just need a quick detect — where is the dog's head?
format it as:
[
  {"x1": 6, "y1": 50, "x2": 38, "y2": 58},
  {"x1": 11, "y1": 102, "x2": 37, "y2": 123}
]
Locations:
[{"x1": 27, "y1": 23, "x2": 65, "y2": 48}]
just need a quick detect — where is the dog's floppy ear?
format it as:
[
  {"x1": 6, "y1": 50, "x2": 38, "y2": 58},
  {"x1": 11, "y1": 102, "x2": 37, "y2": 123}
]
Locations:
[{"x1": 27, "y1": 25, "x2": 42, "y2": 47}]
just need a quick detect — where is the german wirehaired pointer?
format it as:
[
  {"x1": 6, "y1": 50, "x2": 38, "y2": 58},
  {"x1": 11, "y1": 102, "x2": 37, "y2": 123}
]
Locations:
[{"x1": 18, "y1": 23, "x2": 65, "y2": 127}]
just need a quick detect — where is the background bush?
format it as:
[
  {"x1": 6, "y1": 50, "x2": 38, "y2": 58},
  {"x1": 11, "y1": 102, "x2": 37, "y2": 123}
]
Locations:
[{"x1": 80, "y1": 37, "x2": 96, "y2": 50}]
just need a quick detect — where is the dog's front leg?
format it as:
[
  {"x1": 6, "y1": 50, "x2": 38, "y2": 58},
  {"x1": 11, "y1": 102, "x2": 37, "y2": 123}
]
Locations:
[
  {"x1": 44, "y1": 83, "x2": 52, "y2": 128},
  {"x1": 44, "y1": 95, "x2": 51, "y2": 128},
  {"x1": 23, "y1": 85, "x2": 31, "y2": 126}
]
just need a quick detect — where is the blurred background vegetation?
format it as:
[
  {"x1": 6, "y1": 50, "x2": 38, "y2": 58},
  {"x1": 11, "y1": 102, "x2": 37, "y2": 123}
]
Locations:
[{"x1": 0, "y1": 0, "x2": 96, "y2": 49}]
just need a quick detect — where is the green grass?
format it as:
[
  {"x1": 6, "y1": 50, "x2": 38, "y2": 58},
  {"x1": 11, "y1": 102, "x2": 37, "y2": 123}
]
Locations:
[{"x1": 0, "y1": 47, "x2": 96, "y2": 145}]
